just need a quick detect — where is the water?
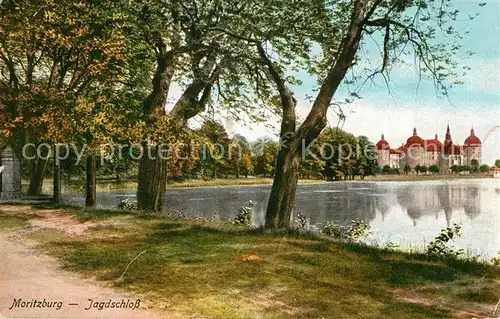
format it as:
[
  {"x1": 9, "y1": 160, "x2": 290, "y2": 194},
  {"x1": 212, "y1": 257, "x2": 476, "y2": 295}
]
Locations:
[{"x1": 63, "y1": 179, "x2": 500, "y2": 259}]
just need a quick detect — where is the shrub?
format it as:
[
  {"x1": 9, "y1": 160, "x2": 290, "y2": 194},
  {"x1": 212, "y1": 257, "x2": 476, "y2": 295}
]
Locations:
[
  {"x1": 233, "y1": 201, "x2": 254, "y2": 226},
  {"x1": 321, "y1": 219, "x2": 372, "y2": 241},
  {"x1": 426, "y1": 223, "x2": 464, "y2": 258},
  {"x1": 429, "y1": 164, "x2": 440, "y2": 174},
  {"x1": 384, "y1": 241, "x2": 400, "y2": 251},
  {"x1": 118, "y1": 198, "x2": 136, "y2": 210},
  {"x1": 295, "y1": 212, "x2": 309, "y2": 230},
  {"x1": 480, "y1": 164, "x2": 489, "y2": 172},
  {"x1": 491, "y1": 251, "x2": 500, "y2": 267}
]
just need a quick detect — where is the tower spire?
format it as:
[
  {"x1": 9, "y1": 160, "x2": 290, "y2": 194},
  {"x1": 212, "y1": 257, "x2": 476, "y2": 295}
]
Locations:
[
  {"x1": 413, "y1": 127, "x2": 417, "y2": 136},
  {"x1": 470, "y1": 127, "x2": 475, "y2": 135}
]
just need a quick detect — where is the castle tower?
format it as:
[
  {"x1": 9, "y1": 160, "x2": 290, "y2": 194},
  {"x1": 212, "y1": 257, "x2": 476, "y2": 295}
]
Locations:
[
  {"x1": 405, "y1": 128, "x2": 425, "y2": 169},
  {"x1": 464, "y1": 127, "x2": 482, "y2": 165},
  {"x1": 375, "y1": 134, "x2": 390, "y2": 167}
]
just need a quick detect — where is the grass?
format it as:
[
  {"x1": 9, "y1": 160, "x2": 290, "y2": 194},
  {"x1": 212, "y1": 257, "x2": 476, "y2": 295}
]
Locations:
[
  {"x1": 3, "y1": 206, "x2": 496, "y2": 318},
  {"x1": 22, "y1": 173, "x2": 493, "y2": 196},
  {"x1": 22, "y1": 177, "x2": 325, "y2": 194},
  {"x1": 0, "y1": 214, "x2": 29, "y2": 230},
  {"x1": 364, "y1": 173, "x2": 492, "y2": 182}
]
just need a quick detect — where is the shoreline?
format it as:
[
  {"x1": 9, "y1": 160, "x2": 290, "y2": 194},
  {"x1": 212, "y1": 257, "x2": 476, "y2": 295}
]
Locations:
[
  {"x1": 23, "y1": 174, "x2": 494, "y2": 193},
  {"x1": 0, "y1": 204, "x2": 498, "y2": 318}
]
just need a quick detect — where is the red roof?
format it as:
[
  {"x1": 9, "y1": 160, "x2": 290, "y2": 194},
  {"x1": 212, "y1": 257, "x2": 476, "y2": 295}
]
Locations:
[
  {"x1": 406, "y1": 128, "x2": 425, "y2": 147},
  {"x1": 407, "y1": 136, "x2": 424, "y2": 147},
  {"x1": 398, "y1": 144, "x2": 407, "y2": 152},
  {"x1": 376, "y1": 134, "x2": 390, "y2": 150},
  {"x1": 376, "y1": 140, "x2": 390, "y2": 150},
  {"x1": 424, "y1": 139, "x2": 443, "y2": 152},
  {"x1": 464, "y1": 128, "x2": 481, "y2": 146},
  {"x1": 390, "y1": 149, "x2": 403, "y2": 155}
]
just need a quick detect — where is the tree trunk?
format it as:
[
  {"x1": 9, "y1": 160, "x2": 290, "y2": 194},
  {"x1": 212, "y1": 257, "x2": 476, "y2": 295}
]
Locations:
[
  {"x1": 53, "y1": 161, "x2": 61, "y2": 202},
  {"x1": 137, "y1": 146, "x2": 168, "y2": 211},
  {"x1": 136, "y1": 47, "x2": 220, "y2": 212},
  {"x1": 262, "y1": 0, "x2": 366, "y2": 229},
  {"x1": 85, "y1": 155, "x2": 97, "y2": 207},
  {"x1": 28, "y1": 157, "x2": 47, "y2": 196},
  {"x1": 265, "y1": 146, "x2": 300, "y2": 228}
]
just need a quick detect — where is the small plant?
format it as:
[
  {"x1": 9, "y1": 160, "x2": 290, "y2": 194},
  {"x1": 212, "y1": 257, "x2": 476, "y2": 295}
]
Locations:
[
  {"x1": 118, "y1": 197, "x2": 136, "y2": 210},
  {"x1": 491, "y1": 251, "x2": 500, "y2": 267},
  {"x1": 233, "y1": 201, "x2": 254, "y2": 227},
  {"x1": 321, "y1": 219, "x2": 372, "y2": 241},
  {"x1": 426, "y1": 223, "x2": 464, "y2": 258},
  {"x1": 295, "y1": 213, "x2": 309, "y2": 230},
  {"x1": 165, "y1": 210, "x2": 186, "y2": 219},
  {"x1": 384, "y1": 241, "x2": 400, "y2": 251}
]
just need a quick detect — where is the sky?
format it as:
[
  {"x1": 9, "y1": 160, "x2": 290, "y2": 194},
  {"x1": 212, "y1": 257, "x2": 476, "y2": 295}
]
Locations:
[{"x1": 171, "y1": 1, "x2": 500, "y2": 165}]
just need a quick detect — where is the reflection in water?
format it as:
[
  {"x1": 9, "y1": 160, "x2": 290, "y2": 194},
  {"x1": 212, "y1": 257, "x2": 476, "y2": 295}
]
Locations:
[
  {"x1": 62, "y1": 179, "x2": 500, "y2": 258},
  {"x1": 395, "y1": 183, "x2": 481, "y2": 227}
]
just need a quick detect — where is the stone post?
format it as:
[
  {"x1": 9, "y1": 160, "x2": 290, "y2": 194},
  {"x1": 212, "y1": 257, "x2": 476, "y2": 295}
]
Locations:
[{"x1": 1, "y1": 147, "x2": 21, "y2": 200}]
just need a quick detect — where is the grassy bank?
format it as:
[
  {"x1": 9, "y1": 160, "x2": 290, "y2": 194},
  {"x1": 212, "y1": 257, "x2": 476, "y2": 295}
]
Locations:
[
  {"x1": 1, "y1": 205, "x2": 499, "y2": 318},
  {"x1": 22, "y1": 177, "x2": 325, "y2": 194},
  {"x1": 364, "y1": 174, "x2": 492, "y2": 182},
  {"x1": 23, "y1": 174, "x2": 493, "y2": 195}
]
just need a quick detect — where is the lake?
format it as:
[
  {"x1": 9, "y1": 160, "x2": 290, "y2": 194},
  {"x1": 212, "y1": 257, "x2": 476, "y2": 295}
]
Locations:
[{"x1": 63, "y1": 179, "x2": 500, "y2": 259}]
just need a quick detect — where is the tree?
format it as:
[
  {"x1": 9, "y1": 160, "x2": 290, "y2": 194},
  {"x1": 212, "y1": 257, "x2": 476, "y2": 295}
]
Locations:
[
  {"x1": 0, "y1": 0, "x2": 136, "y2": 202},
  {"x1": 470, "y1": 164, "x2": 479, "y2": 173},
  {"x1": 196, "y1": 120, "x2": 230, "y2": 179},
  {"x1": 382, "y1": 165, "x2": 392, "y2": 175},
  {"x1": 495, "y1": 159, "x2": 500, "y2": 167},
  {"x1": 134, "y1": 0, "x2": 271, "y2": 210},
  {"x1": 415, "y1": 165, "x2": 421, "y2": 175},
  {"x1": 420, "y1": 165, "x2": 428, "y2": 174},
  {"x1": 471, "y1": 159, "x2": 479, "y2": 167},
  {"x1": 252, "y1": 138, "x2": 278, "y2": 177},
  {"x1": 479, "y1": 164, "x2": 489, "y2": 173},
  {"x1": 318, "y1": 129, "x2": 357, "y2": 181},
  {"x1": 403, "y1": 164, "x2": 411, "y2": 175},
  {"x1": 356, "y1": 136, "x2": 378, "y2": 179},
  {"x1": 214, "y1": 0, "x2": 476, "y2": 228},
  {"x1": 429, "y1": 165, "x2": 440, "y2": 174}
]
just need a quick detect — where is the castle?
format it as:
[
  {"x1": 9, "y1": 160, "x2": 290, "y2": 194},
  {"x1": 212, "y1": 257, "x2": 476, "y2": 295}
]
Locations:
[{"x1": 375, "y1": 126, "x2": 482, "y2": 171}]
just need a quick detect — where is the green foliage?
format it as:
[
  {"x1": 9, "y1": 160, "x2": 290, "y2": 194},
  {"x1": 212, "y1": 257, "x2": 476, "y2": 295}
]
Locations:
[
  {"x1": 429, "y1": 165, "x2": 440, "y2": 174},
  {"x1": 479, "y1": 164, "x2": 489, "y2": 173},
  {"x1": 321, "y1": 219, "x2": 372, "y2": 242},
  {"x1": 426, "y1": 223, "x2": 464, "y2": 259},
  {"x1": 318, "y1": 130, "x2": 377, "y2": 181},
  {"x1": 415, "y1": 165, "x2": 422, "y2": 174},
  {"x1": 252, "y1": 138, "x2": 278, "y2": 177},
  {"x1": 495, "y1": 159, "x2": 500, "y2": 167},
  {"x1": 233, "y1": 201, "x2": 254, "y2": 227},
  {"x1": 382, "y1": 165, "x2": 392, "y2": 174},
  {"x1": 490, "y1": 251, "x2": 500, "y2": 267},
  {"x1": 470, "y1": 159, "x2": 479, "y2": 167},
  {"x1": 403, "y1": 164, "x2": 412, "y2": 174},
  {"x1": 384, "y1": 241, "x2": 400, "y2": 251}
]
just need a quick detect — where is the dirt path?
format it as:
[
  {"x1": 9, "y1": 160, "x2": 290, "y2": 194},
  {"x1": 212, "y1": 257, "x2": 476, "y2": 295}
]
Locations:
[{"x1": 0, "y1": 209, "x2": 167, "y2": 319}]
